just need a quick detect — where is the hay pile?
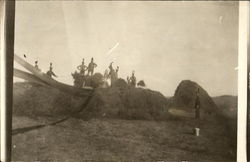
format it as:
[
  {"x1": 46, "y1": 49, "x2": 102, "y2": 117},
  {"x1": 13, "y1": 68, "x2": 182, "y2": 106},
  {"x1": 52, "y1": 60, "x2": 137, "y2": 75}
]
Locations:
[
  {"x1": 13, "y1": 80, "x2": 170, "y2": 120},
  {"x1": 13, "y1": 82, "x2": 85, "y2": 118},
  {"x1": 172, "y1": 80, "x2": 218, "y2": 114},
  {"x1": 84, "y1": 73, "x2": 104, "y2": 88},
  {"x1": 13, "y1": 79, "x2": 220, "y2": 120},
  {"x1": 82, "y1": 78, "x2": 170, "y2": 120}
]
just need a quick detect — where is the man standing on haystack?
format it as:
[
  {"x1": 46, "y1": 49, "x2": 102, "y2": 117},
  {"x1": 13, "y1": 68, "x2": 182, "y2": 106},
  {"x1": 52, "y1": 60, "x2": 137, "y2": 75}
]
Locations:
[
  {"x1": 108, "y1": 62, "x2": 116, "y2": 86},
  {"x1": 115, "y1": 66, "x2": 119, "y2": 79},
  {"x1": 195, "y1": 87, "x2": 201, "y2": 119},
  {"x1": 34, "y1": 60, "x2": 41, "y2": 71},
  {"x1": 87, "y1": 57, "x2": 97, "y2": 76},
  {"x1": 130, "y1": 71, "x2": 137, "y2": 87},
  {"x1": 77, "y1": 58, "x2": 87, "y2": 76},
  {"x1": 46, "y1": 63, "x2": 57, "y2": 78}
]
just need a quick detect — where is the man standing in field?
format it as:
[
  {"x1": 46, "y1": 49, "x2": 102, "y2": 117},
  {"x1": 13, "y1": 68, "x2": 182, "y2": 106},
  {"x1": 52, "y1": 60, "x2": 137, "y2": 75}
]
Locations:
[{"x1": 195, "y1": 88, "x2": 201, "y2": 119}]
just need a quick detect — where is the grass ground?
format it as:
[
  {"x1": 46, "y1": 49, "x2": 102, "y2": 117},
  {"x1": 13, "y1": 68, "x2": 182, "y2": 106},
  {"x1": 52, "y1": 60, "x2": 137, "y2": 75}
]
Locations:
[{"x1": 12, "y1": 115, "x2": 235, "y2": 162}]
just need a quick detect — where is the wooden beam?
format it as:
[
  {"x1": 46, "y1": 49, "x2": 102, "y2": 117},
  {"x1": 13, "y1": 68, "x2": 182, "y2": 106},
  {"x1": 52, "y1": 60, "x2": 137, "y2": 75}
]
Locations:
[{"x1": 0, "y1": 0, "x2": 15, "y2": 161}]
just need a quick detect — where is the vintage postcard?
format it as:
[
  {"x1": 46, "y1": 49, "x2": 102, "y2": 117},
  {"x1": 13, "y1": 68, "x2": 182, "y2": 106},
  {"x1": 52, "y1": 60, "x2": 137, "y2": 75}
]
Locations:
[{"x1": 1, "y1": 1, "x2": 246, "y2": 162}]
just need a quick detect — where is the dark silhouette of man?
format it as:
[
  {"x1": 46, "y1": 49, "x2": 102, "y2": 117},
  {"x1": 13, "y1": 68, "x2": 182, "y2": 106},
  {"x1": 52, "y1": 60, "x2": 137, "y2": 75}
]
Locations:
[
  {"x1": 46, "y1": 63, "x2": 57, "y2": 78},
  {"x1": 195, "y1": 88, "x2": 201, "y2": 119},
  {"x1": 34, "y1": 61, "x2": 41, "y2": 71},
  {"x1": 108, "y1": 62, "x2": 116, "y2": 86},
  {"x1": 130, "y1": 71, "x2": 136, "y2": 87},
  {"x1": 87, "y1": 57, "x2": 97, "y2": 76},
  {"x1": 77, "y1": 58, "x2": 87, "y2": 75},
  {"x1": 115, "y1": 66, "x2": 119, "y2": 79}
]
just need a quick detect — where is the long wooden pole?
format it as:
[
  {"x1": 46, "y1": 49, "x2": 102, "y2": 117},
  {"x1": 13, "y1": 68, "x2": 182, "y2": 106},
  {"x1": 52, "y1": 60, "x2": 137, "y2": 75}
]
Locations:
[{"x1": 0, "y1": 0, "x2": 15, "y2": 161}]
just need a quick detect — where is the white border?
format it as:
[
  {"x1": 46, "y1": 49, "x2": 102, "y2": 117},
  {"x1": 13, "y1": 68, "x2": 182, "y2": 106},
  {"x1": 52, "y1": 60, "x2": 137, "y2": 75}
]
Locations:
[{"x1": 237, "y1": 1, "x2": 249, "y2": 162}]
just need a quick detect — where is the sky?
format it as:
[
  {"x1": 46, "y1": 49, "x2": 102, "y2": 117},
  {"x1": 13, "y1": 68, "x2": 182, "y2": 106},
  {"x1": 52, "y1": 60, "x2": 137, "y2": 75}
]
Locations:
[{"x1": 14, "y1": 1, "x2": 239, "y2": 97}]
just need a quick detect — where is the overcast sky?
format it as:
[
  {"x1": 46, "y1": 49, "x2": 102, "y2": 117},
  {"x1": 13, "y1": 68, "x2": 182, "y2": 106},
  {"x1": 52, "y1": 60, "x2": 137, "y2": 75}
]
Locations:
[{"x1": 14, "y1": 1, "x2": 239, "y2": 97}]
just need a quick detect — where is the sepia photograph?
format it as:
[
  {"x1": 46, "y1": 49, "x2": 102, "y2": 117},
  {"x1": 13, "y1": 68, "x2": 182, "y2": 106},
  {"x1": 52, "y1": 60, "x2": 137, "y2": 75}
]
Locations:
[{"x1": 8, "y1": 1, "x2": 240, "y2": 161}]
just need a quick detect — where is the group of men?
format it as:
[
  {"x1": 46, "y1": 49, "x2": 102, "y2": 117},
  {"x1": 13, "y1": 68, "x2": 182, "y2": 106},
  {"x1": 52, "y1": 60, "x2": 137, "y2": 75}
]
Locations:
[
  {"x1": 76, "y1": 58, "x2": 137, "y2": 87},
  {"x1": 74, "y1": 58, "x2": 120, "y2": 86},
  {"x1": 104, "y1": 62, "x2": 137, "y2": 87},
  {"x1": 34, "y1": 56, "x2": 137, "y2": 88},
  {"x1": 77, "y1": 57, "x2": 97, "y2": 76},
  {"x1": 34, "y1": 61, "x2": 57, "y2": 78}
]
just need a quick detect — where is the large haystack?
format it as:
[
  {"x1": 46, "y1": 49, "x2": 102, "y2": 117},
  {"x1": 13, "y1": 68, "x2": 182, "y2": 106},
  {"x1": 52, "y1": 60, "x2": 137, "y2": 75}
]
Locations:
[
  {"x1": 172, "y1": 80, "x2": 218, "y2": 118},
  {"x1": 13, "y1": 81, "x2": 170, "y2": 120},
  {"x1": 82, "y1": 79, "x2": 170, "y2": 120}
]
